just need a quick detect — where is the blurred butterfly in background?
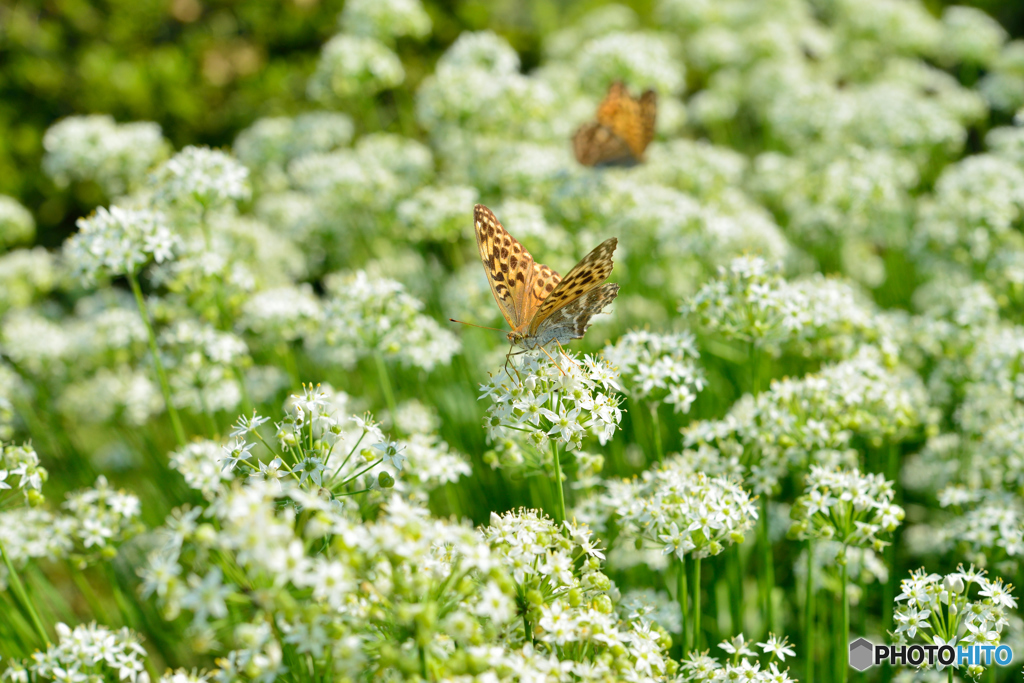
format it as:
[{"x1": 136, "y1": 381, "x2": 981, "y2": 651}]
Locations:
[
  {"x1": 472, "y1": 204, "x2": 619, "y2": 352},
  {"x1": 572, "y1": 81, "x2": 657, "y2": 167}
]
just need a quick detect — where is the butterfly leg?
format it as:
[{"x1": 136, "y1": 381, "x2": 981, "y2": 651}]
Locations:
[
  {"x1": 554, "y1": 340, "x2": 582, "y2": 371},
  {"x1": 504, "y1": 344, "x2": 525, "y2": 384},
  {"x1": 538, "y1": 343, "x2": 566, "y2": 376}
]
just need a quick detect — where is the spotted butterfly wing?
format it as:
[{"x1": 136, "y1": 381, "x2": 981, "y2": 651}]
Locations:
[
  {"x1": 474, "y1": 205, "x2": 618, "y2": 349},
  {"x1": 527, "y1": 238, "x2": 619, "y2": 347},
  {"x1": 572, "y1": 82, "x2": 657, "y2": 167},
  {"x1": 529, "y1": 282, "x2": 620, "y2": 349},
  {"x1": 474, "y1": 205, "x2": 561, "y2": 333}
]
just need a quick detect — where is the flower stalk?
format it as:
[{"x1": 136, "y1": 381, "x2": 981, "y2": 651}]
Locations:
[{"x1": 127, "y1": 270, "x2": 186, "y2": 447}]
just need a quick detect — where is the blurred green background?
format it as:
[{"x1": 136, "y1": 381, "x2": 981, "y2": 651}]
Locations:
[{"x1": 2, "y1": 0, "x2": 1022, "y2": 246}]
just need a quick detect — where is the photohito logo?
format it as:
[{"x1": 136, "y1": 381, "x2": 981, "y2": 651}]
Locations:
[{"x1": 849, "y1": 639, "x2": 1013, "y2": 671}]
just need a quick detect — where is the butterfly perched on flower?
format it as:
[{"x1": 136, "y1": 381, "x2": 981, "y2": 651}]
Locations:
[
  {"x1": 473, "y1": 204, "x2": 619, "y2": 351},
  {"x1": 572, "y1": 82, "x2": 657, "y2": 167}
]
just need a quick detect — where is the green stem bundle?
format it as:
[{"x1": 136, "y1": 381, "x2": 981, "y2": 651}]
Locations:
[
  {"x1": 1, "y1": 541, "x2": 49, "y2": 646},
  {"x1": 759, "y1": 497, "x2": 775, "y2": 635},
  {"x1": 127, "y1": 271, "x2": 186, "y2": 448},
  {"x1": 805, "y1": 541, "x2": 815, "y2": 683},
  {"x1": 692, "y1": 556, "x2": 702, "y2": 651},
  {"x1": 677, "y1": 556, "x2": 689, "y2": 654},
  {"x1": 839, "y1": 560, "x2": 849, "y2": 683},
  {"x1": 374, "y1": 350, "x2": 399, "y2": 428},
  {"x1": 550, "y1": 440, "x2": 566, "y2": 525}
]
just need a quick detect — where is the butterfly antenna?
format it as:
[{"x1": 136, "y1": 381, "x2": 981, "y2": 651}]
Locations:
[{"x1": 449, "y1": 318, "x2": 505, "y2": 333}]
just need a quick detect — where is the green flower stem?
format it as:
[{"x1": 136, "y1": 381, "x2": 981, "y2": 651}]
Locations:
[
  {"x1": 69, "y1": 568, "x2": 111, "y2": 625},
  {"x1": 728, "y1": 544, "x2": 743, "y2": 634},
  {"x1": 649, "y1": 401, "x2": 663, "y2": 462},
  {"x1": 805, "y1": 540, "x2": 815, "y2": 683},
  {"x1": 692, "y1": 556, "x2": 702, "y2": 651},
  {"x1": 749, "y1": 341, "x2": 762, "y2": 395},
  {"x1": 232, "y1": 365, "x2": 253, "y2": 416},
  {"x1": 883, "y1": 443, "x2": 899, "y2": 665},
  {"x1": 840, "y1": 560, "x2": 849, "y2": 683},
  {"x1": 374, "y1": 350, "x2": 399, "y2": 428},
  {"x1": 1, "y1": 541, "x2": 49, "y2": 646},
  {"x1": 759, "y1": 496, "x2": 775, "y2": 635},
  {"x1": 127, "y1": 271, "x2": 186, "y2": 448},
  {"x1": 550, "y1": 439, "x2": 566, "y2": 525},
  {"x1": 278, "y1": 343, "x2": 301, "y2": 388},
  {"x1": 677, "y1": 556, "x2": 689, "y2": 654},
  {"x1": 523, "y1": 609, "x2": 533, "y2": 643}
]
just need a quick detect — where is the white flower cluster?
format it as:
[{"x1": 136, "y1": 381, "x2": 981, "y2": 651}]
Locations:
[
  {"x1": 339, "y1": 0, "x2": 431, "y2": 43},
  {"x1": 576, "y1": 31, "x2": 685, "y2": 96},
  {"x1": 0, "y1": 508, "x2": 72, "y2": 591},
  {"x1": 150, "y1": 145, "x2": 252, "y2": 210},
  {"x1": 0, "y1": 195, "x2": 35, "y2": 251},
  {"x1": 603, "y1": 329, "x2": 706, "y2": 412},
  {"x1": 169, "y1": 439, "x2": 234, "y2": 501},
  {"x1": 893, "y1": 565, "x2": 1016, "y2": 679},
  {"x1": 312, "y1": 271, "x2": 460, "y2": 371},
  {"x1": 141, "y1": 486, "x2": 519, "y2": 680},
  {"x1": 685, "y1": 348, "x2": 931, "y2": 493},
  {"x1": 286, "y1": 133, "x2": 433, "y2": 225},
  {"x1": 480, "y1": 352, "x2": 623, "y2": 454},
  {"x1": 42, "y1": 115, "x2": 168, "y2": 196},
  {"x1": 930, "y1": 496, "x2": 1024, "y2": 570},
  {"x1": 789, "y1": 466, "x2": 904, "y2": 552},
  {"x1": 62, "y1": 476, "x2": 143, "y2": 567},
  {"x1": 0, "y1": 442, "x2": 46, "y2": 507},
  {"x1": 307, "y1": 35, "x2": 405, "y2": 103},
  {"x1": 482, "y1": 509, "x2": 675, "y2": 679},
  {"x1": 679, "y1": 633, "x2": 796, "y2": 683},
  {"x1": 219, "y1": 384, "x2": 394, "y2": 496},
  {"x1": 2, "y1": 622, "x2": 150, "y2": 683},
  {"x1": 416, "y1": 31, "x2": 560, "y2": 142},
  {"x1": 160, "y1": 319, "x2": 250, "y2": 413},
  {"x1": 397, "y1": 184, "x2": 479, "y2": 242},
  {"x1": 397, "y1": 432, "x2": 472, "y2": 493},
  {"x1": 233, "y1": 111, "x2": 354, "y2": 188},
  {"x1": 0, "y1": 247, "x2": 57, "y2": 315},
  {"x1": 237, "y1": 284, "x2": 324, "y2": 345},
  {"x1": 611, "y1": 461, "x2": 758, "y2": 561},
  {"x1": 64, "y1": 206, "x2": 178, "y2": 283},
  {"x1": 683, "y1": 256, "x2": 897, "y2": 359}
]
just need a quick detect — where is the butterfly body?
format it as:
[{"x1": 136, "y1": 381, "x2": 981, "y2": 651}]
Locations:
[
  {"x1": 573, "y1": 82, "x2": 657, "y2": 167},
  {"x1": 474, "y1": 205, "x2": 619, "y2": 351}
]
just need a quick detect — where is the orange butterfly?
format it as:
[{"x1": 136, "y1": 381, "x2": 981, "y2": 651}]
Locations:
[
  {"x1": 473, "y1": 205, "x2": 619, "y2": 351},
  {"x1": 573, "y1": 82, "x2": 657, "y2": 167}
]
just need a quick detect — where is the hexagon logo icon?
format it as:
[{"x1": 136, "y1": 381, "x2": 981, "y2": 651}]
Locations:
[{"x1": 849, "y1": 638, "x2": 875, "y2": 671}]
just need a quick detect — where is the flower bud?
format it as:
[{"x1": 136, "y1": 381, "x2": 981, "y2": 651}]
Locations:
[
  {"x1": 378, "y1": 471, "x2": 395, "y2": 488},
  {"x1": 944, "y1": 574, "x2": 965, "y2": 594}
]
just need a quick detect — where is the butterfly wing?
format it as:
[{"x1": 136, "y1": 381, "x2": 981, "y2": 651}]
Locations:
[
  {"x1": 572, "y1": 121, "x2": 635, "y2": 167},
  {"x1": 474, "y1": 204, "x2": 541, "y2": 330},
  {"x1": 528, "y1": 237, "x2": 617, "y2": 337},
  {"x1": 638, "y1": 89, "x2": 658, "y2": 154},
  {"x1": 529, "y1": 283, "x2": 620, "y2": 348},
  {"x1": 574, "y1": 82, "x2": 658, "y2": 166},
  {"x1": 527, "y1": 261, "x2": 562, "y2": 321},
  {"x1": 596, "y1": 83, "x2": 657, "y2": 161}
]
